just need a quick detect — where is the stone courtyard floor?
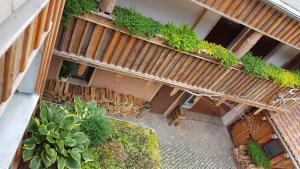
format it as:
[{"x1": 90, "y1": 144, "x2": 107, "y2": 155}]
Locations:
[{"x1": 111, "y1": 111, "x2": 237, "y2": 169}]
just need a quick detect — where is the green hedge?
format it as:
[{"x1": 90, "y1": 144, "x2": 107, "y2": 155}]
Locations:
[
  {"x1": 113, "y1": 6, "x2": 162, "y2": 37},
  {"x1": 247, "y1": 139, "x2": 270, "y2": 169},
  {"x1": 241, "y1": 53, "x2": 300, "y2": 87},
  {"x1": 62, "y1": 0, "x2": 97, "y2": 25},
  {"x1": 160, "y1": 23, "x2": 200, "y2": 52}
]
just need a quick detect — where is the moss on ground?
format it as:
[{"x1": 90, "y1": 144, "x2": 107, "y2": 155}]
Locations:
[{"x1": 82, "y1": 119, "x2": 162, "y2": 169}]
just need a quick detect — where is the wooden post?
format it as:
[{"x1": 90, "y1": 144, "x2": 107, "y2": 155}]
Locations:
[
  {"x1": 170, "y1": 88, "x2": 180, "y2": 96},
  {"x1": 99, "y1": 0, "x2": 117, "y2": 14},
  {"x1": 2, "y1": 45, "x2": 16, "y2": 101},
  {"x1": 253, "y1": 108, "x2": 263, "y2": 115},
  {"x1": 230, "y1": 29, "x2": 263, "y2": 58}
]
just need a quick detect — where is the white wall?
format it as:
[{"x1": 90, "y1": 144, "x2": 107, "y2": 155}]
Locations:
[
  {"x1": 266, "y1": 44, "x2": 299, "y2": 67},
  {"x1": 116, "y1": 0, "x2": 203, "y2": 26},
  {"x1": 0, "y1": 0, "x2": 28, "y2": 24}
]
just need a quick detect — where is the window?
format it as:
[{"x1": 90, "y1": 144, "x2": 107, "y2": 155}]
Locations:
[
  {"x1": 59, "y1": 60, "x2": 94, "y2": 85},
  {"x1": 263, "y1": 139, "x2": 284, "y2": 159},
  {"x1": 181, "y1": 94, "x2": 197, "y2": 109}
]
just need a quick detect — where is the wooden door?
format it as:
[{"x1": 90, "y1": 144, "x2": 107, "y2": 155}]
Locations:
[{"x1": 150, "y1": 85, "x2": 182, "y2": 114}]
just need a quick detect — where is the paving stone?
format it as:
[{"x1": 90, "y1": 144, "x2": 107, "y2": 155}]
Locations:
[{"x1": 110, "y1": 112, "x2": 237, "y2": 169}]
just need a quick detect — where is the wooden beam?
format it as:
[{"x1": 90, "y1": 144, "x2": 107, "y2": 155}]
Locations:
[
  {"x1": 163, "y1": 91, "x2": 186, "y2": 117},
  {"x1": 253, "y1": 108, "x2": 263, "y2": 115},
  {"x1": 230, "y1": 29, "x2": 263, "y2": 58},
  {"x1": 170, "y1": 88, "x2": 180, "y2": 96},
  {"x1": 216, "y1": 97, "x2": 226, "y2": 106},
  {"x1": 194, "y1": 96, "x2": 201, "y2": 103},
  {"x1": 148, "y1": 83, "x2": 162, "y2": 102},
  {"x1": 2, "y1": 45, "x2": 16, "y2": 101}
]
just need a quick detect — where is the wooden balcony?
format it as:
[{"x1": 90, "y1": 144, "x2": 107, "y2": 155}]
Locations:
[
  {"x1": 0, "y1": 0, "x2": 65, "y2": 113},
  {"x1": 192, "y1": 0, "x2": 300, "y2": 50},
  {"x1": 53, "y1": 13, "x2": 300, "y2": 114}
]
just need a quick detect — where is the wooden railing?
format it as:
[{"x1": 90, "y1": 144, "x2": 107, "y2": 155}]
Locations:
[
  {"x1": 0, "y1": 0, "x2": 65, "y2": 107},
  {"x1": 192, "y1": 0, "x2": 300, "y2": 50},
  {"x1": 53, "y1": 13, "x2": 300, "y2": 113}
]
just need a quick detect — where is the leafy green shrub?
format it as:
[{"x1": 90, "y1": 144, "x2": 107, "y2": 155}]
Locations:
[
  {"x1": 160, "y1": 22, "x2": 200, "y2": 52},
  {"x1": 81, "y1": 112, "x2": 112, "y2": 145},
  {"x1": 113, "y1": 6, "x2": 162, "y2": 37},
  {"x1": 198, "y1": 41, "x2": 238, "y2": 66},
  {"x1": 241, "y1": 53, "x2": 270, "y2": 79},
  {"x1": 62, "y1": 0, "x2": 97, "y2": 25},
  {"x1": 22, "y1": 102, "x2": 92, "y2": 169},
  {"x1": 247, "y1": 139, "x2": 270, "y2": 169},
  {"x1": 241, "y1": 53, "x2": 300, "y2": 87}
]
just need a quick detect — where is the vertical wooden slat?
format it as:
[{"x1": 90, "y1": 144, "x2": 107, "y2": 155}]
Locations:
[
  {"x1": 102, "y1": 31, "x2": 121, "y2": 63},
  {"x1": 155, "y1": 50, "x2": 175, "y2": 76},
  {"x1": 0, "y1": 55, "x2": 5, "y2": 102},
  {"x1": 144, "y1": 46, "x2": 164, "y2": 74},
  {"x1": 68, "y1": 19, "x2": 87, "y2": 53},
  {"x1": 45, "y1": 0, "x2": 56, "y2": 31},
  {"x1": 2, "y1": 45, "x2": 16, "y2": 101},
  {"x1": 85, "y1": 25, "x2": 104, "y2": 58},
  {"x1": 160, "y1": 52, "x2": 182, "y2": 78},
  {"x1": 77, "y1": 22, "x2": 94, "y2": 55},
  {"x1": 116, "y1": 36, "x2": 136, "y2": 66},
  {"x1": 137, "y1": 45, "x2": 158, "y2": 73},
  {"x1": 149, "y1": 48, "x2": 169, "y2": 75},
  {"x1": 34, "y1": 4, "x2": 49, "y2": 48},
  {"x1": 20, "y1": 21, "x2": 36, "y2": 72},
  {"x1": 130, "y1": 43, "x2": 151, "y2": 70},
  {"x1": 59, "y1": 18, "x2": 75, "y2": 51},
  {"x1": 14, "y1": 33, "x2": 24, "y2": 79},
  {"x1": 110, "y1": 34, "x2": 129, "y2": 65},
  {"x1": 124, "y1": 40, "x2": 143, "y2": 68}
]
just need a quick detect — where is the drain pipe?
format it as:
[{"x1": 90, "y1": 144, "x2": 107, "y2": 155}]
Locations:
[{"x1": 267, "y1": 115, "x2": 300, "y2": 169}]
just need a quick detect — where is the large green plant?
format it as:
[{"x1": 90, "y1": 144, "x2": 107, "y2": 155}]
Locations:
[
  {"x1": 198, "y1": 41, "x2": 238, "y2": 66},
  {"x1": 247, "y1": 139, "x2": 270, "y2": 169},
  {"x1": 113, "y1": 6, "x2": 162, "y2": 37},
  {"x1": 22, "y1": 102, "x2": 92, "y2": 169},
  {"x1": 160, "y1": 22, "x2": 200, "y2": 52},
  {"x1": 62, "y1": 0, "x2": 97, "y2": 25}
]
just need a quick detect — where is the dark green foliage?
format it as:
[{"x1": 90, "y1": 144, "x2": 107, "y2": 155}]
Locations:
[
  {"x1": 81, "y1": 112, "x2": 112, "y2": 145},
  {"x1": 60, "y1": 63, "x2": 72, "y2": 78},
  {"x1": 247, "y1": 139, "x2": 270, "y2": 169},
  {"x1": 160, "y1": 22, "x2": 200, "y2": 52},
  {"x1": 241, "y1": 53, "x2": 300, "y2": 87},
  {"x1": 98, "y1": 120, "x2": 161, "y2": 169},
  {"x1": 113, "y1": 6, "x2": 162, "y2": 37},
  {"x1": 23, "y1": 101, "x2": 92, "y2": 169},
  {"x1": 198, "y1": 40, "x2": 238, "y2": 66},
  {"x1": 62, "y1": 0, "x2": 97, "y2": 25}
]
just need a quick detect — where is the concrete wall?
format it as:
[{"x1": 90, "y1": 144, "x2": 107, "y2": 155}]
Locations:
[
  {"x1": 90, "y1": 69, "x2": 161, "y2": 101},
  {"x1": 0, "y1": 0, "x2": 29, "y2": 24},
  {"x1": 117, "y1": 0, "x2": 203, "y2": 26},
  {"x1": 266, "y1": 44, "x2": 299, "y2": 67}
]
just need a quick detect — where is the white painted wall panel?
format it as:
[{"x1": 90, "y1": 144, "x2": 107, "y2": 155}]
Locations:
[{"x1": 266, "y1": 44, "x2": 299, "y2": 67}]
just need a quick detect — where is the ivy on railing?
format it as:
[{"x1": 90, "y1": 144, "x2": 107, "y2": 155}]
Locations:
[
  {"x1": 62, "y1": 0, "x2": 97, "y2": 25},
  {"x1": 241, "y1": 53, "x2": 300, "y2": 87}
]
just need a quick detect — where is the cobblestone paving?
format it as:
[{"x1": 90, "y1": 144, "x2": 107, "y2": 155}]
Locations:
[{"x1": 111, "y1": 112, "x2": 237, "y2": 169}]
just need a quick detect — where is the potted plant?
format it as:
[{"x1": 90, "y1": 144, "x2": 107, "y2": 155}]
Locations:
[
  {"x1": 99, "y1": 0, "x2": 117, "y2": 14},
  {"x1": 60, "y1": 63, "x2": 72, "y2": 82}
]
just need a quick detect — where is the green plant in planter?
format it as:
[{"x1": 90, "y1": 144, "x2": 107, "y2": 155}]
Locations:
[
  {"x1": 113, "y1": 6, "x2": 162, "y2": 37},
  {"x1": 22, "y1": 102, "x2": 92, "y2": 169},
  {"x1": 198, "y1": 41, "x2": 238, "y2": 66},
  {"x1": 62, "y1": 0, "x2": 97, "y2": 25},
  {"x1": 60, "y1": 63, "x2": 72, "y2": 79},
  {"x1": 160, "y1": 22, "x2": 200, "y2": 52},
  {"x1": 241, "y1": 53, "x2": 270, "y2": 79},
  {"x1": 247, "y1": 139, "x2": 270, "y2": 169}
]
